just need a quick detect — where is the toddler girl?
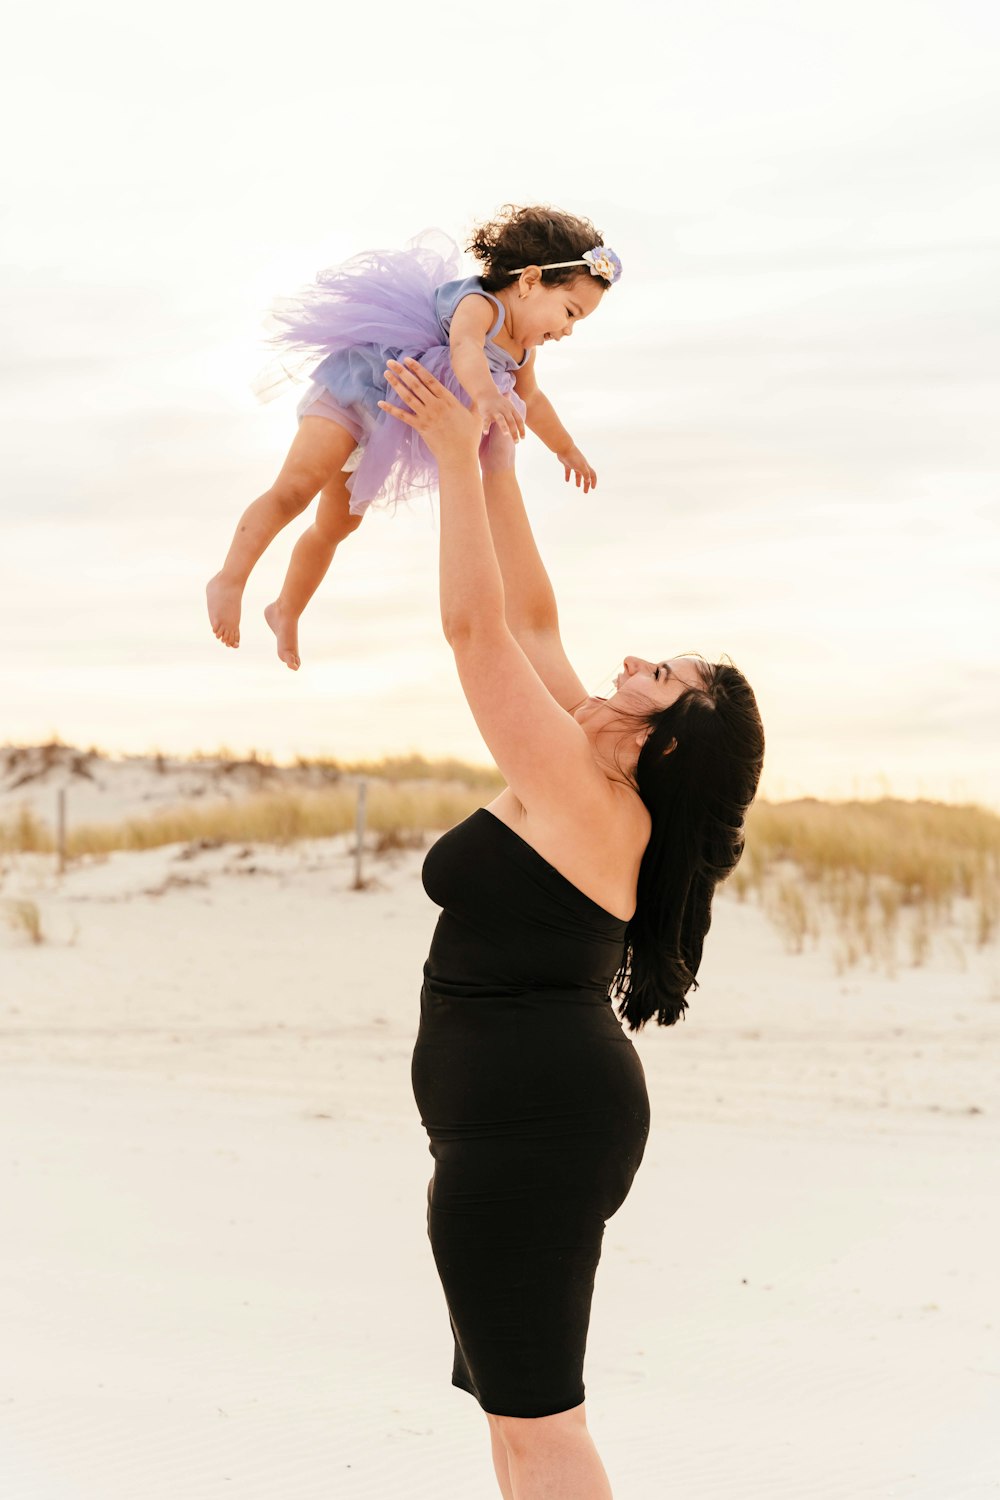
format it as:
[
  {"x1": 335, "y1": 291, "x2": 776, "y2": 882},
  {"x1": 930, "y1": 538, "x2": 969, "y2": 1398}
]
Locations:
[{"x1": 206, "y1": 204, "x2": 622, "y2": 669}]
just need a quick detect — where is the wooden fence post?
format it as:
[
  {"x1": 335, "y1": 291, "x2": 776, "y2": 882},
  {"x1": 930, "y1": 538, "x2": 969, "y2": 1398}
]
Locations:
[
  {"x1": 57, "y1": 789, "x2": 66, "y2": 875},
  {"x1": 352, "y1": 779, "x2": 368, "y2": 890}
]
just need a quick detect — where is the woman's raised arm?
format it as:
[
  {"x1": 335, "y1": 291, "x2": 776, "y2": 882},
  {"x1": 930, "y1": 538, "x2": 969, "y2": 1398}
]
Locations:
[
  {"x1": 481, "y1": 468, "x2": 590, "y2": 713},
  {"x1": 377, "y1": 356, "x2": 613, "y2": 819}
]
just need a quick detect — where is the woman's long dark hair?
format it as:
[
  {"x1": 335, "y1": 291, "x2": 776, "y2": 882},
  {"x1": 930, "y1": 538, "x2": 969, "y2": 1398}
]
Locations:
[{"x1": 608, "y1": 656, "x2": 765, "y2": 1032}]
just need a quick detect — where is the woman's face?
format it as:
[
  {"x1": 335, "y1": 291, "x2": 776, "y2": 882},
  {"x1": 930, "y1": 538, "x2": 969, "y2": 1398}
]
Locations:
[
  {"x1": 572, "y1": 654, "x2": 709, "y2": 737},
  {"x1": 608, "y1": 655, "x2": 708, "y2": 711}
]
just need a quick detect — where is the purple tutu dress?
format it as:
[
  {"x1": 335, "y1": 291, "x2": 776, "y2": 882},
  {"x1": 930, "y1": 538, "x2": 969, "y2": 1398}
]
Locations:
[{"x1": 252, "y1": 230, "x2": 530, "y2": 516}]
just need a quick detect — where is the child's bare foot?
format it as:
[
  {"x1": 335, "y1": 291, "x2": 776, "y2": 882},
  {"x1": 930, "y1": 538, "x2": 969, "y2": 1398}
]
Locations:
[
  {"x1": 264, "y1": 600, "x2": 301, "y2": 671},
  {"x1": 206, "y1": 572, "x2": 243, "y2": 648}
]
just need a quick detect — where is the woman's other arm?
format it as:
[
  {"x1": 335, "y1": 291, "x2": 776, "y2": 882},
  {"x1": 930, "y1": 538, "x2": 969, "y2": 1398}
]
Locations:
[{"x1": 481, "y1": 466, "x2": 590, "y2": 714}]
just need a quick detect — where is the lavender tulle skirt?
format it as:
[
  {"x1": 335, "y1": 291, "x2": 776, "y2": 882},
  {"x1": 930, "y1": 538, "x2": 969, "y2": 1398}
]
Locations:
[{"x1": 251, "y1": 231, "x2": 524, "y2": 516}]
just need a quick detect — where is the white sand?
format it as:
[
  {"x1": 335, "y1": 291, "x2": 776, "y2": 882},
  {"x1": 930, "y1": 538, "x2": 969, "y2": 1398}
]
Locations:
[{"x1": 2, "y1": 828, "x2": 999, "y2": 1499}]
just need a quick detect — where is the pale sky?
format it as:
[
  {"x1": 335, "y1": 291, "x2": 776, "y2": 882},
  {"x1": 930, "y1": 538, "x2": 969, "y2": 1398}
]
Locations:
[{"x1": 2, "y1": 0, "x2": 998, "y2": 806}]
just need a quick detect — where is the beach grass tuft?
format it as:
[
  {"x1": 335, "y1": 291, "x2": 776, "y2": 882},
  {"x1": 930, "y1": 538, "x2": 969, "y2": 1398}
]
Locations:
[
  {"x1": 737, "y1": 797, "x2": 1000, "y2": 970},
  {"x1": 3, "y1": 897, "x2": 44, "y2": 944},
  {"x1": 0, "y1": 805, "x2": 50, "y2": 854}
]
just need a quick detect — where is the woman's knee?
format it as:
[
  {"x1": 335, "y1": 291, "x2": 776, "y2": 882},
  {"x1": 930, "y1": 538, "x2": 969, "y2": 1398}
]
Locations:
[{"x1": 491, "y1": 1402, "x2": 587, "y2": 1452}]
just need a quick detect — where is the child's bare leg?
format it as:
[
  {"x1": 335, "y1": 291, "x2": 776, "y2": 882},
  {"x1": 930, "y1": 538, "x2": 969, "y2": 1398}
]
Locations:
[
  {"x1": 264, "y1": 471, "x2": 364, "y2": 670},
  {"x1": 206, "y1": 416, "x2": 358, "y2": 648}
]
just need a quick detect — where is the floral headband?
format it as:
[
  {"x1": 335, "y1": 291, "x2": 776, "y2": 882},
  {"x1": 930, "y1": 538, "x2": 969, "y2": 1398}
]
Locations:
[{"x1": 507, "y1": 246, "x2": 622, "y2": 285}]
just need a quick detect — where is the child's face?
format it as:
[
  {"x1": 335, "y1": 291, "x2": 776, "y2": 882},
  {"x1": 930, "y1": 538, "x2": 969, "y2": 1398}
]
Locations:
[{"x1": 509, "y1": 271, "x2": 605, "y2": 349}]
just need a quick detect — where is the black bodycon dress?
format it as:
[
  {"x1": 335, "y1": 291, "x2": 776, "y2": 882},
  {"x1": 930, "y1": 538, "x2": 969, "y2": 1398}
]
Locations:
[{"x1": 410, "y1": 807, "x2": 651, "y2": 1419}]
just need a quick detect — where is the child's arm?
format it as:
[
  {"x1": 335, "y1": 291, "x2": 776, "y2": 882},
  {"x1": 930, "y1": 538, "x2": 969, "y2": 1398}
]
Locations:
[
  {"x1": 449, "y1": 296, "x2": 525, "y2": 443},
  {"x1": 514, "y1": 352, "x2": 597, "y2": 494}
]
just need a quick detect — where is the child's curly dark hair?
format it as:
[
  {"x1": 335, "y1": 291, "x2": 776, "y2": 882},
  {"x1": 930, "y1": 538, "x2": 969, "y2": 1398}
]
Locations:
[{"x1": 466, "y1": 204, "x2": 609, "y2": 292}]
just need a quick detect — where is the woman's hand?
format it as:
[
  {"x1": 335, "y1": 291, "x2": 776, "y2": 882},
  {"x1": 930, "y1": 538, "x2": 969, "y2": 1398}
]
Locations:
[
  {"x1": 378, "y1": 358, "x2": 482, "y2": 462},
  {"x1": 556, "y1": 444, "x2": 597, "y2": 493},
  {"x1": 475, "y1": 391, "x2": 526, "y2": 444}
]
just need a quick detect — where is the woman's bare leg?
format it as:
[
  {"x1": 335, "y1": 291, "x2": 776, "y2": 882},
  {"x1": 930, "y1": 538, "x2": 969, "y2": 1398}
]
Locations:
[
  {"x1": 492, "y1": 1403, "x2": 613, "y2": 1500},
  {"x1": 263, "y1": 471, "x2": 364, "y2": 670},
  {"x1": 486, "y1": 1413, "x2": 516, "y2": 1500},
  {"x1": 206, "y1": 416, "x2": 358, "y2": 648}
]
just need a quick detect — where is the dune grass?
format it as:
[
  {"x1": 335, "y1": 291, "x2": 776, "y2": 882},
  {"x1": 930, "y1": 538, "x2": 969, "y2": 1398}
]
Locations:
[
  {"x1": 296, "y1": 751, "x2": 505, "y2": 791},
  {"x1": 0, "y1": 784, "x2": 490, "y2": 858},
  {"x1": 730, "y1": 797, "x2": 1000, "y2": 971},
  {"x1": 2, "y1": 784, "x2": 998, "y2": 973},
  {"x1": 0, "y1": 805, "x2": 50, "y2": 854},
  {"x1": 3, "y1": 897, "x2": 44, "y2": 944},
  {"x1": 170, "y1": 746, "x2": 505, "y2": 791}
]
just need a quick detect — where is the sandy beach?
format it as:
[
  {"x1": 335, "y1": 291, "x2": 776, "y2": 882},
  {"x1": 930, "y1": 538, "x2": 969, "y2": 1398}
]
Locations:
[{"x1": 2, "y1": 804, "x2": 999, "y2": 1498}]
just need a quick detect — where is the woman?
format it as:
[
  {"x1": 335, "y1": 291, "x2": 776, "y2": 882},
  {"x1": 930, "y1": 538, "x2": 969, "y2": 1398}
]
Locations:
[{"x1": 381, "y1": 357, "x2": 764, "y2": 1499}]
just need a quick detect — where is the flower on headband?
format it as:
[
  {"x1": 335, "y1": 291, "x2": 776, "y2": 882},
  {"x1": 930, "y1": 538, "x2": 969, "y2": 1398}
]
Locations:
[{"x1": 581, "y1": 246, "x2": 622, "y2": 284}]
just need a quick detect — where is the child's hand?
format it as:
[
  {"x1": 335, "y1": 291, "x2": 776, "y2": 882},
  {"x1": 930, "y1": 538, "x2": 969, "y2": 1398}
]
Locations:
[
  {"x1": 557, "y1": 445, "x2": 597, "y2": 494},
  {"x1": 476, "y1": 392, "x2": 526, "y2": 444}
]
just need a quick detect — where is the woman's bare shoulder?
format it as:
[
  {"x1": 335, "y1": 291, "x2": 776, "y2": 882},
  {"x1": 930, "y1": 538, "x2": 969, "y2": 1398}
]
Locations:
[{"x1": 483, "y1": 782, "x2": 650, "y2": 921}]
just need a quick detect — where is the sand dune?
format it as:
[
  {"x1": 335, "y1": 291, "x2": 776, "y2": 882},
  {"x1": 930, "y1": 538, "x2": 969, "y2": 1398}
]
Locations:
[
  {"x1": 2, "y1": 824, "x2": 999, "y2": 1498},
  {"x1": 0, "y1": 742, "x2": 364, "y2": 832}
]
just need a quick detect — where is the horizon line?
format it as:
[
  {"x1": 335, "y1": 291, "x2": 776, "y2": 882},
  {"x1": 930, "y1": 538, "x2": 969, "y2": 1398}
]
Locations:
[{"x1": 2, "y1": 737, "x2": 997, "y2": 815}]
